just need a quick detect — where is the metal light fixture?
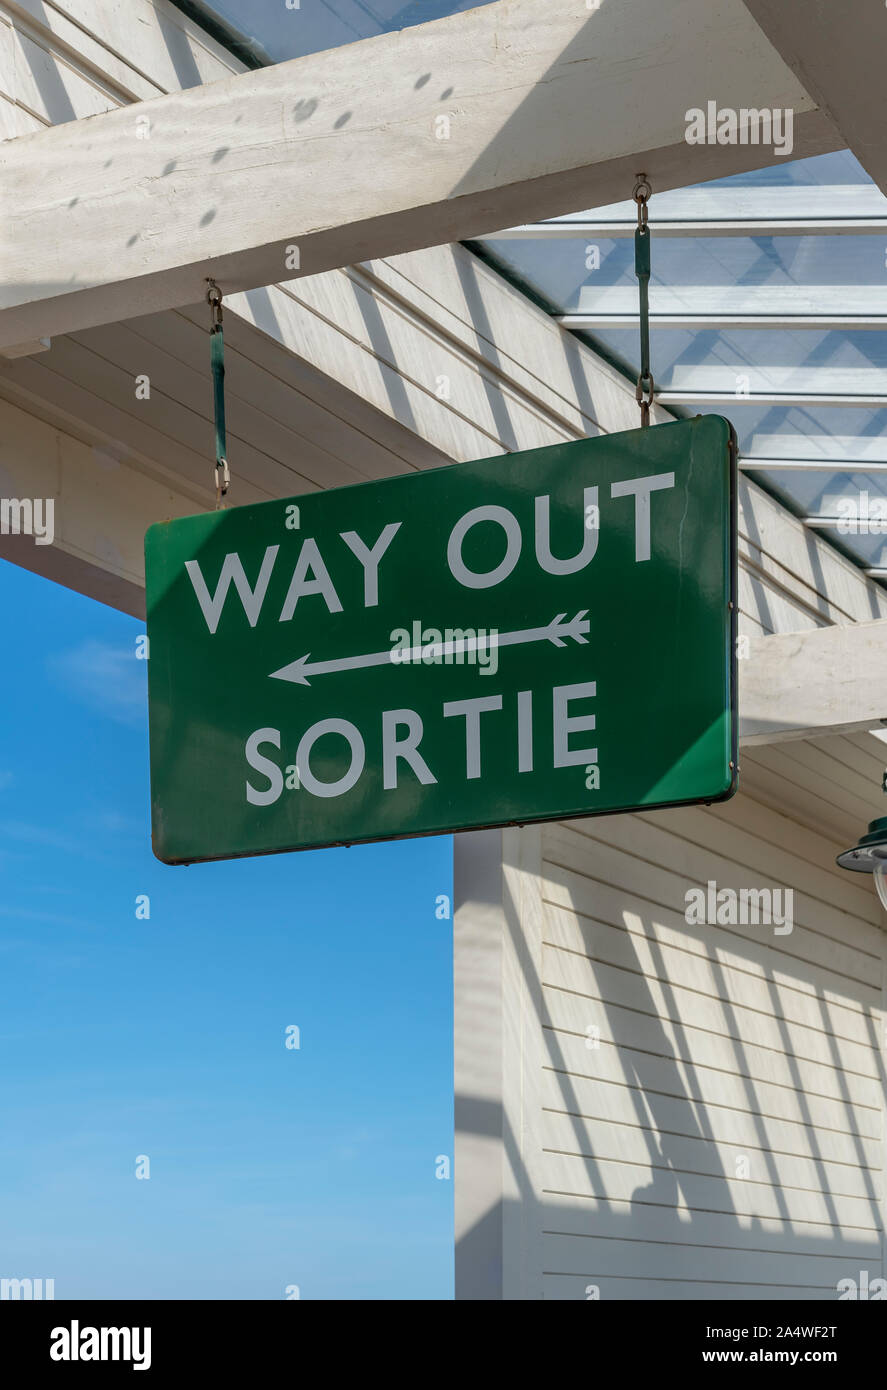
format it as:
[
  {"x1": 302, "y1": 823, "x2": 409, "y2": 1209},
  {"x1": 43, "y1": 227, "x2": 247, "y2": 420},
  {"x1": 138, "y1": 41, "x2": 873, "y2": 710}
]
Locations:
[{"x1": 837, "y1": 815, "x2": 887, "y2": 911}]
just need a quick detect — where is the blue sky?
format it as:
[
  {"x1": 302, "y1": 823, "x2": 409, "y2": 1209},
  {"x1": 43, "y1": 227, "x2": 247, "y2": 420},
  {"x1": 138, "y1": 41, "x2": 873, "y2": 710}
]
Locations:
[
  {"x1": 0, "y1": 558, "x2": 453, "y2": 1299},
  {"x1": 198, "y1": 0, "x2": 499, "y2": 65}
]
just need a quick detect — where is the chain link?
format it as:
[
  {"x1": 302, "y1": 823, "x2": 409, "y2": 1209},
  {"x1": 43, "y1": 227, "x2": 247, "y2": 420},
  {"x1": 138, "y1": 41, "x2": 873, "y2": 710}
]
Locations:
[
  {"x1": 633, "y1": 176, "x2": 651, "y2": 228},
  {"x1": 206, "y1": 279, "x2": 229, "y2": 508},
  {"x1": 207, "y1": 279, "x2": 223, "y2": 328},
  {"x1": 633, "y1": 175, "x2": 654, "y2": 427}
]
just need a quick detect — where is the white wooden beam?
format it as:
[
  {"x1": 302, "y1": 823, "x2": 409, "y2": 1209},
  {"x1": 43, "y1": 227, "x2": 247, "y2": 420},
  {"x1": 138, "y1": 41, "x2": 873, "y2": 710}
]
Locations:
[
  {"x1": 804, "y1": 517, "x2": 887, "y2": 531},
  {"x1": 742, "y1": 459, "x2": 887, "y2": 474},
  {"x1": 661, "y1": 391, "x2": 886, "y2": 408},
  {"x1": 505, "y1": 183, "x2": 887, "y2": 227},
  {"x1": 0, "y1": 392, "x2": 201, "y2": 617},
  {"x1": 741, "y1": 0, "x2": 887, "y2": 196},
  {"x1": 746, "y1": 435, "x2": 887, "y2": 466},
  {"x1": 664, "y1": 366, "x2": 887, "y2": 398},
  {"x1": 740, "y1": 620, "x2": 887, "y2": 745},
  {"x1": 0, "y1": 0, "x2": 837, "y2": 350},
  {"x1": 562, "y1": 314, "x2": 887, "y2": 330},
  {"x1": 454, "y1": 824, "x2": 543, "y2": 1301},
  {"x1": 0, "y1": 336, "x2": 50, "y2": 358},
  {"x1": 492, "y1": 218, "x2": 887, "y2": 238},
  {"x1": 564, "y1": 284, "x2": 887, "y2": 330}
]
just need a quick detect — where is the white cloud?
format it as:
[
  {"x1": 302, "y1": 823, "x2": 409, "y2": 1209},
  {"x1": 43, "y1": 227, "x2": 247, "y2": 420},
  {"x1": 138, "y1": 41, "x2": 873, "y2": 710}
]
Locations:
[{"x1": 47, "y1": 639, "x2": 147, "y2": 727}]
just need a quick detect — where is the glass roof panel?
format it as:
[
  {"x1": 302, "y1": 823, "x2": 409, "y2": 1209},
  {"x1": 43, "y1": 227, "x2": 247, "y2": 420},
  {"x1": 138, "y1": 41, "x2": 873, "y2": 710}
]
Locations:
[
  {"x1": 476, "y1": 151, "x2": 887, "y2": 585},
  {"x1": 806, "y1": 524, "x2": 887, "y2": 571},
  {"x1": 569, "y1": 327, "x2": 887, "y2": 400},
  {"x1": 172, "y1": 0, "x2": 498, "y2": 66},
  {"x1": 672, "y1": 401, "x2": 884, "y2": 456},
  {"x1": 757, "y1": 469, "x2": 887, "y2": 517},
  {"x1": 164, "y1": 1, "x2": 887, "y2": 588},
  {"x1": 754, "y1": 467, "x2": 887, "y2": 573},
  {"x1": 482, "y1": 235, "x2": 887, "y2": 304}
]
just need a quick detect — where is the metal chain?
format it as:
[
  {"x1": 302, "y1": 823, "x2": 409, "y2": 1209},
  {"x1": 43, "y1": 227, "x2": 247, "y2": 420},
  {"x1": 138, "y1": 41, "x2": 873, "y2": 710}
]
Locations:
[
  {"x1": 633, "y1": 175, "x2": 654, "y2": 427},
  {"x1": 206, "y1": 279, "x2": 230, "y2": 507}
]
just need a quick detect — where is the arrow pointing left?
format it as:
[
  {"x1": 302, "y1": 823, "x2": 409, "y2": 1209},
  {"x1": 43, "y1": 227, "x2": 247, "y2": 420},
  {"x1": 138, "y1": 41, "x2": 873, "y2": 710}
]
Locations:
[{"x1": 269, "y1": 610, "x2": 590, "y2": 686}]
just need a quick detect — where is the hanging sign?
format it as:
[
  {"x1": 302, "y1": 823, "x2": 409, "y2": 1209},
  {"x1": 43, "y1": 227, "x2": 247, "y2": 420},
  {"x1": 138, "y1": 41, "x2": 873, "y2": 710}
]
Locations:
[{"x1": 145, "y1": 414, "x2": 737, "y2": 864}]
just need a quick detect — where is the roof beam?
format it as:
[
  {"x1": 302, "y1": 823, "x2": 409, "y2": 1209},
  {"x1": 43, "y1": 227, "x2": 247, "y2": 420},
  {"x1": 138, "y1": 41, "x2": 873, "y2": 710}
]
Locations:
[
  {"x1": 660, "y1": 391, "x2": 886, "y2": 408},
  {"x1": 804, "y1": 517, "x2": 887, "y2": 531},
  {"x1": 547, "y1": 184, "x2": 887, "y2": 222},
  {"x1": 561, "y1": 285, "x2": 887, "y2": 331},
  {"x1": 490, "y1": 185, "x2": 887, "y2": 237},
  {"x1": 741, "y1": 0, "x2": 887, "y2": 196},
  {"x1": 493, "y1": 219, "x2": 887, "y2": 238},
  {"x1": 740, "y1": 619, "x2": 887, "y2": 744},
  {"x1": 665, "y1": 366, "x2": 887, "y2": 396},
  {"x1": 746, "y1": 435, "x2": 887, "y2": 465},
  {"x1": 0, "y1": 0, "x2": 837, "y2": 350},
  {"x1": 561, "y1": 315, "x2": 887, "y2": 330},
  {"x1": 741, "y1": 458, "x2": 887, "y2": 473},
  {"x1": 494, "y1": 186, "x2": 887, "y2": 237}
]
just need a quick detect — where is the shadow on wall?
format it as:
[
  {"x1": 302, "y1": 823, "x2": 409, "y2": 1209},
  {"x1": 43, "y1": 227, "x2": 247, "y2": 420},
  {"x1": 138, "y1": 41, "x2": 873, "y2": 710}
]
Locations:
[{"x1": 457, "y1": 810, "x2": 886, "y2": 1300}]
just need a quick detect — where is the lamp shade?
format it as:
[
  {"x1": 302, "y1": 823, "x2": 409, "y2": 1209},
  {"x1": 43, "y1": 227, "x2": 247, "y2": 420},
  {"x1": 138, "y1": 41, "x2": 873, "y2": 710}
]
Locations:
[{"x1": 837, "y1": 815, "x2": 887, "y2": 871}]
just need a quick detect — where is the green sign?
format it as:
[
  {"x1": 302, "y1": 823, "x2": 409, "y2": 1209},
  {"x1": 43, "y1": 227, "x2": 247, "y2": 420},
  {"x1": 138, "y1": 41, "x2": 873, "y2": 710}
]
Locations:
[{"x1": 146, "y1": 415, "x2": 737, "y2": 864}]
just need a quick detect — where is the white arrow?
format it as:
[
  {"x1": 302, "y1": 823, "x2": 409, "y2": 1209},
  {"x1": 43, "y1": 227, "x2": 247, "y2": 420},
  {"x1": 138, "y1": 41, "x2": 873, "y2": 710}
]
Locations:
[{"x1": 269, "y1": 610, "x2": 589, "y2": 686}]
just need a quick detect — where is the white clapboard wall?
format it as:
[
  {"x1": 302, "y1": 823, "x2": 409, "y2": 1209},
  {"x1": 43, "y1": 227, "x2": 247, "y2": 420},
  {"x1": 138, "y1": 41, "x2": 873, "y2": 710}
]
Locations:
[{"x1": 513, "y1": 729, "x2": 887, "y2": 1301}]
